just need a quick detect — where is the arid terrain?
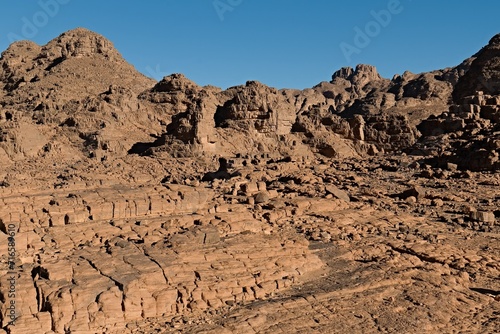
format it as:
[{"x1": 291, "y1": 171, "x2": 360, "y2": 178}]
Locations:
[{"x1": 0, "y1": 28, "x2": 499, "y2": 333}]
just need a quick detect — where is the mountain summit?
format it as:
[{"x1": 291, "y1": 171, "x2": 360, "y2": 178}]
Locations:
[
  {"x1": 453, "y1": 33, "x2": 500, "y2": 102},
  {"x1": 40, "y1": 27, "x2": 122, "y2": 60},
  {"x1": 0, "y1": 27, "x2": 154, "y2": 97}
]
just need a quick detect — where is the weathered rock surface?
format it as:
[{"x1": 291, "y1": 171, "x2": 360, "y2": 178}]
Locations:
[{"x1": 412, "y1": 91, "x2": 500, "y2": 171}]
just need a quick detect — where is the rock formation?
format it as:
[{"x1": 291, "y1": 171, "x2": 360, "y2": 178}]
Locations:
[
  {"x1": 453, "y1": 34, "x2": 500, "y2": 102},
  {"x1": 410, "y1": 34, "x2": 500, "y2": 171}
]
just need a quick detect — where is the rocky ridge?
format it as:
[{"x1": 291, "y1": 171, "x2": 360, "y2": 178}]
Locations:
[{"x1": 0, "y1": 28, "x2": 478, "y2": 164}]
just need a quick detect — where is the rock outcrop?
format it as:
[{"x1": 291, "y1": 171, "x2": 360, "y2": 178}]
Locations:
[
  {"x1": 413, "y1": 91, "x2": 500, "y2": 171},
  {"x1": 453, "y1": 34, "x2": 500, "y2": 102},
  {"x1": 0, "y1": 28, "x2": 157, "y2": 161},
  {"x1": 0, "y1": 182, "x2": 324, "y2": 333},
  {"x1": 410, "y1": 35, "x2": 500, "y2": 171}
]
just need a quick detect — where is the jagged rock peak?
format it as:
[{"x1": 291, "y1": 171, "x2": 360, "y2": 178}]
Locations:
[
  {"x1": 40, "y1": 27, "x2": 121, "y2": 60},
  {"x1": 488, "y1": 33, "x2": 500, "y2": 48},
  {"x1": 230, "y1": 80, "x2": 278, "y2": 94},
  {"x1": 452, "y1": 32, "x2": 500, "y2": 103},
  {"x1": 225, "y1": 80, "x2": 269, "y2": 90},
  {"x1": 331, "y1": 64, "x2": 382, "y2": 83},
  {"x1": 245, "y1": 80, "x2": 265, "y2": 87},
  {"x1": 331, "y1": 67, "x2": 354, "y2": 80},
  {"x1": 152, "y1": 73, "x2": 200, "y2": 92}
]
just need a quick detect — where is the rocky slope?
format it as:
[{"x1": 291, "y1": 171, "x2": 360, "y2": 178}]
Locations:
[
  {"x1": 412, "y1": 34, "x2": 500, "y2": 171},
  {"x1": 0, "y1": 28, "x2": 498, "y2": 334}
]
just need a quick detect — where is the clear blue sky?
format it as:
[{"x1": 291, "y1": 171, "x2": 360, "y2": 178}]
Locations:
[{"x1": 0, "y1": 0, "x2": 498, "y2": 89}]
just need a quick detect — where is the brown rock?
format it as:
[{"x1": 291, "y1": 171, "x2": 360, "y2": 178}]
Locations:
[
  {"x1": 325, "y1": 185, "x2": 350, "y2": 202},
  {"x1": 400, "y1": 186, "x2": 425, "y2": 200},
  {"x1": 406, "y1": 196, "x2": 417, "y2": 204},
  {"x1": 431, "y1": 199, "x2": 444, "y2": 207},
  {"x1": 242, "y1": 183, "x2": 259, "y2": 195},
  {"x1": 453, "y1": 34, "x2": 500, "y2": 102},
  {"x1": 254, "y1": 192, "x2": 270, "y2": 204},
  {"x1": 470, "y1": 211, "x2": 495, "y2": 223}
]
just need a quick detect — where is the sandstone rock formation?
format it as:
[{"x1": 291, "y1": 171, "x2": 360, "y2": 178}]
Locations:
[{"x1": 0, "y1": 28, "x2": 498, "y2": 334}]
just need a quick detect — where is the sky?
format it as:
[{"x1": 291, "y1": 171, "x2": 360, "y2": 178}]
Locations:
[{"x1": 0, "y1": 0, "x2": 498, "y2": 90}]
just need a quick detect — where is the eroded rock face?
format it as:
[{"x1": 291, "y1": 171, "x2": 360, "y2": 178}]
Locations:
[
  {"x1": 0, "y1": 28, "x2": 479, "y2": 165},
  {"x1": 0, "y1": 28, "x2": 152, "y2": 96},
  {"x1": 215, "y1": 81, "x2": 296, "y2": 135},
  {"x1": 332, "y1": 64, "x2": 385, "y2": 95},
  {"x1": 0, "y1": 29, "x2": 468, "y2": 164},
  {"x1": 409, "y1": 36, "x2": 500, "y2": 171},
  {"x1": 148, "y1": 64, "x2": 444, "y2": 159},
  {"x1": 0, "y1": 28, "x2": 161, "y2": 161},
  {"x1": 453, "y1": 34, "x2": 500, "y2": 103}
]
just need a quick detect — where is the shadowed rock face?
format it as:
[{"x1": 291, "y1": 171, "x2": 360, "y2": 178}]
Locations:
[
  {"x1": 453, "y1": 34, "x2": 500, "y2": 103},
  {"x1": 0, "y1": 29, "x2": 499, "y2": 334}
]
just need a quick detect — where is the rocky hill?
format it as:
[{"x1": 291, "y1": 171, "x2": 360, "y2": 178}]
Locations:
[
  {"x1": 0, "y1": 28, "x2": 156, "y2": 163},
  {"x1": 0, "y1": 28, "x2": 478, "y2": 166},
  {"x1": 0, "y1": 29, "x2": 498, "y2": 334}
]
